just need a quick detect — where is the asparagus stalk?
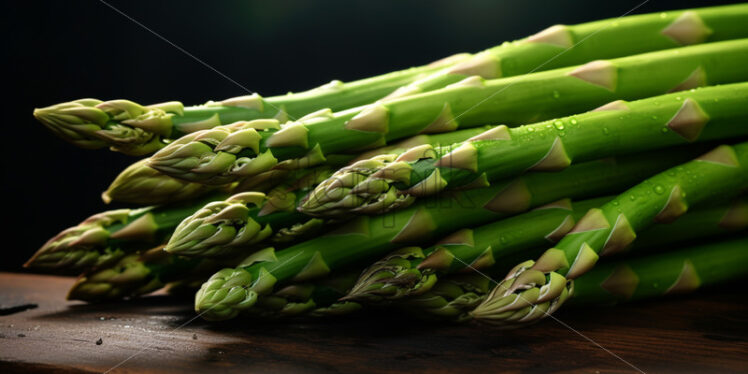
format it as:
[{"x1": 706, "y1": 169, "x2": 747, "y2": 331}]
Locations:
[
  {"x1": 390, "y1": 4, "x2": 748, "y2": 98},
  {"x1": 34, "y1": 56, "x2": 464, "y2": 155},
  {"x1": 163, "y1": 126, "x2": 497, "y2": 258},
  {"x1": 302, "y1": 83, "x2": 748, "y2": 216},
  {"x1": 405, "y1": 237, "x2": 748, "y2": 322},
  {"x1": 102, "y1": 159, "x2": 223, "y2": 205},
  {"x1": 27, "y1": 163, "x2": 333, "y2": 273},
  {"x1": 24, "y1": 193, "x2": 225, "y2": 274},
  {"x1": 149, "y1": 39, "x2": 748, "y2": 185},
  {"x1": 193, "y1": 147, "x2": 701, "y2": 321},
  {"x1": 470, "y1": 142, "x2": 748, "y2": 327},
  {"x1": 35, "y1": 4, "x2": 748, "y2": 155},
  {"x1": 164, "y1": 169, "x2": 329, "y2": 259},
  {"x1": 348, "y1": 196, "x2": 747, "y2": 303},
  {"x1": 248, "y1": 270, "x2": 362, "y2": 318},
  {"x1": 67, "y1": 245, "x2": 239, "y2": 302}
]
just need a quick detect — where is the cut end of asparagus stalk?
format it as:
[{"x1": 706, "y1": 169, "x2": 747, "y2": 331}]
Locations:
[
  {"x1": 344, "y1": 247, "x2": 435, "y2": 303},
  {"x1": 469, "y1": 260, "x2": 573, "y2": 327},
  {"x1": 103, "y1": 159, "x2": 218, "y2": 205},
  {"x1": 34, "y1": 98, "x2": 182, "y2": 156},
  {"x1": 194, "y1": 267, "x2": 260, "y2": 321},
  {"x1": 299, "y1": 154, "x2": 415, "y2": 216},
  {"x1": 148, "y1": 120, "x2": 281, "y2": 185},
  {"x1": 24, "y1": 209, "x2": 132, "y2": 272},
  {"x1": 164, "y1": 192, "x2": 274, "y2": 258}
]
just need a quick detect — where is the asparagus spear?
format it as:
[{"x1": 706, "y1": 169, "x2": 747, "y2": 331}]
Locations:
[
  {"x1": 33, "y1": 56, "x2": 464, "y2": 156},
  {"x1": 163, "y1": 126, "x2": 496, "y2": 258},
  {"x1": 248, "y1": 270, "x2": 362, "y2": 318},
  {"x1": 66, "y1": 245, "x2": 245, "y2": 302},
  {"x1": 24, "y1": 193, "x2": 225, "y2": 274},
  {"x1": 302, "y1": 83, "x2": 748, "y2": 216},
  {"x1": 193, "y1": 147, "x2": 701, "y2": 321},
  {"x1": 164, "y1": 169, "x2": 329, "y2": 259},
  {"x1": 405, "y1": 237, "x2": 748, "y2": 322},
  {"x1": 35, "y1": 4, "x2": 748, "y2": 155},
  {"x1": 470, "y1": 142, "x2": 748, "y2": 327},
  {"x1": 390, "y1": 4, "x2": 748, "y2": 98},
  {"x1": 348, "y1": 196, "x2": 746, "y2": 303},
  {"x1": 149, "y1": 39, "x2": 748, "y2": 185},
  {"x1": 102, "y1": 159, "x2": 223, "y2": 205}
]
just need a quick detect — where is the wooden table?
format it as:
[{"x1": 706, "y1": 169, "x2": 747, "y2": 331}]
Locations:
[{"x1": 0, "y1": 272, "x2": 746, "y2": 373}]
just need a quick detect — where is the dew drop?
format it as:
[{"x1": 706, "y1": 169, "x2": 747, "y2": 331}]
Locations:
[
  {"x1": 553, "y1": 120, "x2": 564, "y2": 130},
  {"x1": 661, "y1": 127, "x2": 669, "y2": 133},
  {"x1": 660, "y1": 12, "x2": 667, "y2": 18},
  {"x1": 611, "y1": 200, "x2": 619, "y2": 206},
  {"x1": 651, "y1": 115, "x2": 658, "y2": 120},
  {"x1": 570, "y1": 118, "x2": 578, "y2": 125},
  {"x1": 629, "y1": 194, "x2": 636, "y2": 201},
  {"x1": 527, "y1": 127, "x2": 535, "y2": 132},
  {"x1": 602, "y1": 128, "x2": 610, "y2": 135},
  {"x1": 552, "y1": 90, "x2": 560, "y2": 99},
  {"x1": 653, "y1": 185, "x2": 665, "y2": 194}
]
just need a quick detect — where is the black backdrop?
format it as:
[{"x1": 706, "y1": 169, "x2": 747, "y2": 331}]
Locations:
[{"x1": 2, "y1": 0, "x2": 740, "y2": 271}]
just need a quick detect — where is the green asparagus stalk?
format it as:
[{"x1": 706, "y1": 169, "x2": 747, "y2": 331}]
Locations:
[
  {"x1": 302, "y1": 83, "x2": 748, "y2": 216},
  {"x1": 35, "y1": 4, "x2": 748, "y2": 155},
  {"x1": 248, "y1": 270, "x2": 362, "y2": 318},
  {"x1": 103, "y1": 126, "x2": 494, "y2": 207},
  {"x1": 193, "y1": 147, "x2": 702, "y2": 321},
  {"x1": 102, "y1": 159, "x2": 223, "y2": 205},
  {"x1": 163, "y1": 126, "x2": 497, "y2": 258},
  {"x1": 470, "y1": 142, "x2": 748, "y2": 327},
  {"x1": 389, "y1": 4, "x2": 748, "y2": 98},
  {"x1": 24, "y1": 193, "x2": 226, "y2": 274},
  {"x1": 164, "y1": 169, "x2": 329, "y2": 259},
  {"x1": 404, "y1": 237, "x2": 748, "y2": 322},
  {"x1": 34, "y1": 56, "x2": 465, "y2": 156},
  {"x1": 347, "y1": 196, "x2": 747, "y2": 303},
  {"x1": 149, "y1": 39, "x2": 748, "y2": 185},
  {"x1": 568, "y1": 236, "x2": 748, "y2": 306}
]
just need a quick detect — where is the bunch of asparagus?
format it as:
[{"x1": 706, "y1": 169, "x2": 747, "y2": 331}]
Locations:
[{"x1": 28, "y1": 4, "x2": 748, "y2": 329}]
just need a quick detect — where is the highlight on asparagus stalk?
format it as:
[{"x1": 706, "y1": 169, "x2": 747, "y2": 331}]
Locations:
[
  {"x1": 347, "y1": 196, "x2": 747, "y2": 304},
  {"x1": 470, "y1": 142, "x2": 748, "y2": 327},
  {"x1": 301, "y1": 82, "x2": 748, "y2": 216},
  {"x1": 192, "y1": 147, "x2": 701, "y2": 321},
  {"x1": 34, "y1": 4, "x2": 748, "y2": 155},
  {"x1": 404, "y1": 237, "x2": 748, "y2": 322},
  {"x1": 148, "y1": 39, "x2": 748, "y2": 185}
]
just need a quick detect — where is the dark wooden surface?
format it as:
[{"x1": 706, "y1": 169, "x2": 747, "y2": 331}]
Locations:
[{"x1": 0, "y1": 273, "x2": 746, "y2": 374}]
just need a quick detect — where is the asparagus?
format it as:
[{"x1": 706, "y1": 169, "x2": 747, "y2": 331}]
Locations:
[
  {"x1": 35, "y1": 4, "x2": 748, "y2": 155},
  {"x1": 470, "y1": 142, "x2": 748, "y2": 327},
  {"x1": 149, "y1": 39, "x2": 748, "y2": 185},
  {"x1": 164, "y1": 169, "x2": 329, "y2": 259},
  {"x1": 389, "y1": 4, "x2": 748, "y2": 98},
  {"x1": 302, "y1": 83, "x2": 748, "y2": 216},
  {"x1": 405, "y1": 237, "x2": 748, "y2": 322},
  {"x1": 248, "y1": 270, "x2": 362, "y2": 318},
  {"x1": 163, "y1": 126, "x2": 496, "y2": 258},
  {"x1": 24, "y1": 193, "x2": 225, "y2": 274},
  {"x1": 193, "y1": 147, "x2": 701, "y2": 321},
  {"x1": 102, "y1": 159, "x2": 223, "y2": 205},
  {"x1": 33, "y1": 56, "x2": 465, "y2": 155},
  {"x1": 348, "y1": 196, "x2": 746, "y2": 303}
]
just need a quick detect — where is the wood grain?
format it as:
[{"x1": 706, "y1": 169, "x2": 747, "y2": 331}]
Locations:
[{"x1": 0, "y1": 272, "x2": 746, "y2": 374}]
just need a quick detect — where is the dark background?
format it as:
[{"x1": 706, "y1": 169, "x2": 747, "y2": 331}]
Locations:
[{"x1": 2, "y1": 0, "x2": 741, "y2": 271}]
